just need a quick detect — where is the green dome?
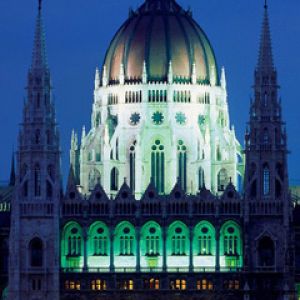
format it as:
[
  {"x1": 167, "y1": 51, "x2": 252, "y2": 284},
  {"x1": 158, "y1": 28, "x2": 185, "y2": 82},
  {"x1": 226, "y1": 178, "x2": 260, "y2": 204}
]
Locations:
[{"x1": 103, "y1": 0, "x2": 219, "y2": 84}]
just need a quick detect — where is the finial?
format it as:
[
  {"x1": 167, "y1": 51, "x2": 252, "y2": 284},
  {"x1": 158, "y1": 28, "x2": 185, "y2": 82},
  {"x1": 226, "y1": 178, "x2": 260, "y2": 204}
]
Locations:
[
  {"x1": 264, "y1": 0, "x2": 267, "y2": 9},
  {"x1": 38, "y1": 0, "x2": 42, "y2": 12}
]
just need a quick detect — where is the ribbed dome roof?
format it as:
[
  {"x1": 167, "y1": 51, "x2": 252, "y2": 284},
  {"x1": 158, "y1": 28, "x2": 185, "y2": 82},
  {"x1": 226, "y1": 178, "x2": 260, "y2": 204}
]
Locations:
[{"x1": 103, "y1": 0, "x2": 218, "y2": 84}]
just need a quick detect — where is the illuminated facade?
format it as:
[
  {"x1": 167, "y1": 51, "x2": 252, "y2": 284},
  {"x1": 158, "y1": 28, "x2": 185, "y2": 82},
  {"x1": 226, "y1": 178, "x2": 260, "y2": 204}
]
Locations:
[
  {"x1": 2, "y1": 0, "x2": 298, "y2": 300},
  {"x1": 70, "y1": 0, "x2": 244, "y2": 198}
]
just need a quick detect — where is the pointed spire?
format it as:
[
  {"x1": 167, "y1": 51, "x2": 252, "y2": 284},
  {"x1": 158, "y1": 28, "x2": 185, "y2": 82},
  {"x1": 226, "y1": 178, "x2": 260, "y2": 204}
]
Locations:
[
  {"x1": 95, "y1": 68, "x2": 100, "y2": 90},
  {"x1": 67, "y1": 165, "x2": 76, "y2": 189},
  {"x1": 31, "y1": 0, "x2": 48, "y2": 70},
  {"x1": 220, "y1": 67, "x2": 227, "y2": 90},
  {"x1": 102, "y1": 65, "x2": 107, "y2": 87},
  {"x1": 257, "y1": 2, "x2": 274, "y2": 72},
  {"x1": 9, "y1": 151, "x2": 16, "y2": 186},
  {"x1": 81, "y1": 126, "x2": 86, "y2": 144}
]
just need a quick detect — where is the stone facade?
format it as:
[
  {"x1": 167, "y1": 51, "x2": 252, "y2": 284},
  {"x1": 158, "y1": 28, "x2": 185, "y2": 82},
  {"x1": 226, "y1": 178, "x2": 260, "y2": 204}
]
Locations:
[{"x1": 0, "y1": 1, "x2": 298, "y2": 300}]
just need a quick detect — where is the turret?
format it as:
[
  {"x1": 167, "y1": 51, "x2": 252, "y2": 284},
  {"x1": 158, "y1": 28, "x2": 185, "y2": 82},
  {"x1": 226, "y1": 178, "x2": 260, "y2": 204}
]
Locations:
[{"x1": 8, "y1": 1, "x2": 60, "y2": 299}]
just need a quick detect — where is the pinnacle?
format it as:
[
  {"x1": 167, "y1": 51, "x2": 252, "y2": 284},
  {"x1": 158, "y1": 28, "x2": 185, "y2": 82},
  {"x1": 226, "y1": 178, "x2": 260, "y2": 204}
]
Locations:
[
  {"x1": 31, "y1": 3, "x2": 48, "y2": 70},
  {"x1": 257, "y1": 4, "x2": 274, "y2": 72}
]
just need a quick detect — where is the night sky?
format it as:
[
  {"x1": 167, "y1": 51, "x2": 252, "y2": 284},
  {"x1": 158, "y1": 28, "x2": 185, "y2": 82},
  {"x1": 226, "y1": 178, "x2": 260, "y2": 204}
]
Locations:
[{"x1": 0, "y1": 0, "x2": 299, "y2": 186}]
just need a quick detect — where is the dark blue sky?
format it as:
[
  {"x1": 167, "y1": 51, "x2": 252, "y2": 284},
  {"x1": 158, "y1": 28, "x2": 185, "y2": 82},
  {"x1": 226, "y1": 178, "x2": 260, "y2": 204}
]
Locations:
[{"x1": 0, "y1": 0, "x2": 299, "y2": 186}]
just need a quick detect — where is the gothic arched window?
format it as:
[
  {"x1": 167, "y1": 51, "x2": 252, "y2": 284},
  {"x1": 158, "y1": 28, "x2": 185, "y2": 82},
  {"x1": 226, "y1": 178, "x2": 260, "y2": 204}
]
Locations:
[
  {"x1": 46, "y1": 130, "x2": 51, "y2": 145},
  {"x1": 220, "y1": 222, "x2": 242, "y2": 267},
  {"x1": 263, "y1": 164, "x2": 270, "y2": 196},
  {"x1": 216, "y1": 145, "x2": 222, "y2": 161},
  {"x1": 198, "y1": 167, "x2": 205, "y2": 190},
  {"x1": 114, "y1": 222, "x2": 136, "y2": 256},
  {"x1": 34, "y1": 164, "x2": 41, "y2": 197},
  {"x1": 194, "y1": 221, "x2": 215, "y2": 256},
  {"x1": 62, "y1": 222, "x2": 83, "y2": 257},
  {"x1": 35, "y1": 129, "x2": 41, "y2": 144},
  {"x1": 88, "y1": 222, "x2": 109, "y2": 256},
  {"x1": 116, "y1": 138, "x2": 119, "y2": 160},
  {"x1": 89, "y1": 169, "x2": 101, "y2": 191},
  {"x1": 263, "y1": 128, "x2": 269, "y2": 145},
  {"x1": 168, "y1": 222, "x2": 189, "y2": 256},
  {"x1": 47, "y1": 164, "x2": 55, "y2": 181},
  {"x1": 258, "y1": 236, "x2": 275, "y2": 267},
  {"x1": 141, "y1": 221, "x2": 162, "y2": 257},
  {"x1": 46, "y1": 181, "x2": 53, "y2": 198},
  {"x1": 177, "y1": 140, "x2": 187, "y2": 191},
  {"x1": 110, "y1": 167, "x2": 119, "y2": 191},
  {"x1": 217, "y1": 169, "x2": 228, "y2": 191},
  {"x1": 29, "y1": 238, "x2": 43, "y2": 267},
  {"x1": 151, "y1": 140, "x2": 165, "y2": 194},
  {"x1": 129, "y1": 142, "x2": 136, "y2": 192}
]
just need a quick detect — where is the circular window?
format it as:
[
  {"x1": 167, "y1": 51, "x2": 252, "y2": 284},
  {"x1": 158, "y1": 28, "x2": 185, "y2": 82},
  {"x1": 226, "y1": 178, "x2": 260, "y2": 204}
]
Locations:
[
  {"x1": 71, "y1": 228, "x2": 78, "y2": 234},
  {"x1": 130, "y1": 146, "x2": 135, "y2": 152},
  {"x1": 175, "y1": 227, "x2": 182, "y2": 234},
  {"x1": 149, "y1": 227, "x2": 156, "y2": 234},
  {"x1": 159, "y1": 145, "x2": 164, "y2": 151},
  {"x1": 97, "y1": 228, "x2": 104, "y2": 234},
  {"x1": 175, "y1": 113, "x2": 187, "y2": 125},
  {"x1": 130, "y1": 112, "x2": 141, "y2": 125},
  {"x1": 227, "y1": 227, "x2": 235, "y2": 234},
  {"x1": 201, "y1": 227, "x2": 209, "y2": 234},
  {"x1": 152, "y1": 112, "x2": 164, "y2": 125},
  {"x1": 155, "y1": 140, "x2": 161, "y2": 146},
  {"x1": 152, "y1": 145, "x2": 157, "y2": 151},
  {"x1": 123, "y1": 227, "x2": 130, "y2": 234}
]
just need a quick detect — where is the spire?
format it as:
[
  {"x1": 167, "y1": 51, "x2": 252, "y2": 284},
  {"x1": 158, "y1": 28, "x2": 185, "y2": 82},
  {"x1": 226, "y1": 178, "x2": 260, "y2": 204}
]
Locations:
[
  {"x1": 9, "y1": 151, "x2": 15, "y2": 186},
  {"x1": 31, "y1": 0, "x2": 48, "y2": 70},
  {"x1": 257, "y1": 2, "x2": 274, "y2": 72}
]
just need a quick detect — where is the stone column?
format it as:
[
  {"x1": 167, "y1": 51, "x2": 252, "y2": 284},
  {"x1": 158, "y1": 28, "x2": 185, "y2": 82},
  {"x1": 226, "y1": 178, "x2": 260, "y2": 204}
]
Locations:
[
  {"x1": 110, "y1": 229, "x2": 115, "y2": 272},
  {"x1": 136, "y1": 226, "x2": 141, "y2": 272},
  {"x1": 163, "y1": 226, "x2": 167, "y2": 272},
  {"x1": 83, "y1": 227, "x2": 88, "y2": 271},
  {"x1": 215, "y1": 226, "x2": 220, "y2": 271},
  {"x1": 189, "y1": 226, "x2": 193, "y2": 272}
]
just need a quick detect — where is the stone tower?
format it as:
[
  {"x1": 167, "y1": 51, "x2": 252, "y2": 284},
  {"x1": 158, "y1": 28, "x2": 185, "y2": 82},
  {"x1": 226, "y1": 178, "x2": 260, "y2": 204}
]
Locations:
[
  {"x1": 244, "y1": 3, "x2": 294, "y2": 297},
  {"x1": 8, "y1": 1, "x2": 60, "y2": 299}
]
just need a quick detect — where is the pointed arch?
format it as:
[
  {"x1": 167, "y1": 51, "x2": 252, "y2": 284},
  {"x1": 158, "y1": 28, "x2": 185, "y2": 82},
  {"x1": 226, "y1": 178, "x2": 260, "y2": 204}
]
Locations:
[
  {"x1": 151, "y1": 139, "x2": 165, "y2": 194},
  {"x1": 193, "y1": 221, "x2": 215, "y2": 256},
  {"x1": 110, "y1": 167, "x2": 119, "y2": 191},
  {"x1": 29, "y1": 237, "x2": 43, "y2": 267},
  {"x1": 140, "y1": 221, "x2": 162, "y2": 257},
  {"x1": 129, "y1": 141, "x2": 136, "y2": 192},
  {"x1": 61, "y1": 221, "x2": 84, "y2": 264},
  {"x1": 220, "y1": 221, "x2": 243, "y2": 268},
  {"x1": 114, "y1": 221, "x2": 136, "y2": 256},
  {"x1": 217, "y1": 168, "x2": 228, "y2": 192},
  {"x1": 198, "y1": 167, "x2": 205, "y2": 190},
  {"x1": 177, "y1": 140, "x2": 187, "y2": 191},
  {"x1": 88, "y1": 221, "x2": 109, "y2": 256},
  {"x1": 167, "y1": 221, "x2": 189, "y2": 256},
  {"x1": 34, "y1": 163, "x2": 41, "y2": 196},
  {"x1": 257, "y1": 236, "x2": 275, "y2": 267},
  {"x1": 263, "y1": 163, "x2": 270, "y2": 196}
]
